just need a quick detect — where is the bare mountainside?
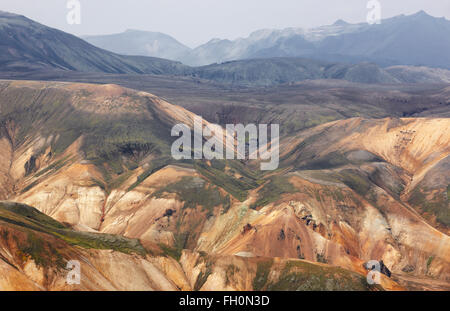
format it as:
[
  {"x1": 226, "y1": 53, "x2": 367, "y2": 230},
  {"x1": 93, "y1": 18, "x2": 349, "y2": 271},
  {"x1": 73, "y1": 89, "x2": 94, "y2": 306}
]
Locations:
[
  {"x1": 1, "y1": 201, "x2": 387, "y2": 291},
  {"x1": 0, "y1": 80, "x2": 448, "y2": 290}
]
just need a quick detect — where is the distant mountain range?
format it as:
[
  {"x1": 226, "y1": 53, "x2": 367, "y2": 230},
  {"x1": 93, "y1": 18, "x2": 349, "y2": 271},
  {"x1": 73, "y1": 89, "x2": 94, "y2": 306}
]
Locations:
[
  {"x1": 192, "y1": 58, "x2": 450, "y2": 86},
  {"x1": 83, "y1": 11, "x2": 450, "y2": 69},
  {"x1": 2, "y1": 10, "x2": 450, "y2": 86},
  {"x1": 192, "y1": 58, "x2": 399, "y2": 86}
]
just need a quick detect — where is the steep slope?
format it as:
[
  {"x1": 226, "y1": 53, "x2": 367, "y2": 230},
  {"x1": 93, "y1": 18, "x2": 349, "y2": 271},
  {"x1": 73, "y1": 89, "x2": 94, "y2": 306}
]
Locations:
[
  {"x1": 0, "y1": 80, "x2": 236, "y2": 231},
  {"x1": 217, "y1": 117, "x2": 450, "y2": 287},
  {"x1": 0, "y1": 201, "x2": 177, "y2": 290},
  {"x1": 82, "y1": 30, "x2": 191, "y2": 61},
  {"x1": 0, "y1": 11, "x2": 188, "y2": 74},
  {"x1": 280, "y1": 118, "x2": 450, "y2": 229}
]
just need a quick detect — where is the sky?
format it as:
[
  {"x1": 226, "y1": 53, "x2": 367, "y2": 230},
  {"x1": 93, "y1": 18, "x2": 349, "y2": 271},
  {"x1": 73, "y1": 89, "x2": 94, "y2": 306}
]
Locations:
[{"x1": 1, "y1": 0, "x2": 449, "y2": 47}]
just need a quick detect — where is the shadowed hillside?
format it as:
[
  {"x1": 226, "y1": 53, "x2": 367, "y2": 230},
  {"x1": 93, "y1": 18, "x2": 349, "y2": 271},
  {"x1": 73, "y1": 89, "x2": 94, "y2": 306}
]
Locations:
[{"x1": 0, "y1": 11, "x2": 188, "y2": 74}]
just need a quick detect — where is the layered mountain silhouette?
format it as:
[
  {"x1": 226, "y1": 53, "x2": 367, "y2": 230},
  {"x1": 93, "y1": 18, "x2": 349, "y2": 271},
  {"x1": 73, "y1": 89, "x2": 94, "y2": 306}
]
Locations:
[
  {"x1": 2, "y1": 10, "x2": 450, "y2": 86},
  {"x1": 182, "y1": 11, "x2": 450, "y2": 68},
  {"x1": 84, "y1": 11, "x2": 450, "y2": 69}
]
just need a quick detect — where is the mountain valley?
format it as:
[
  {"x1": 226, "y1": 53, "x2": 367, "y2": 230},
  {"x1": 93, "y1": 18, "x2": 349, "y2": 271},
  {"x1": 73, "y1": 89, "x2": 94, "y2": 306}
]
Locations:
[{"x1": 0, "y1": 7, "x2": 449, "y2": 292}]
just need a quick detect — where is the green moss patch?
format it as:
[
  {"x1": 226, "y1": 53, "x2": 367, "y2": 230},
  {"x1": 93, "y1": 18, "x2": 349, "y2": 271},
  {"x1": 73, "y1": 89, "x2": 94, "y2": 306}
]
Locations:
[
  {"x1": 408, "y1": 186, "x2": 450, "y2": 227},
  {"x1": 195, "y1": 161, "x2": 261, "y2": 202},
  {"x1": 253, "y1": 259, "x2": 274, "y2": 291},
  {"x1": 153, "y1": 176, "x2": 226, "y2": 216},
  {"x1": 0, "y1": 202, "x2": 147, "y2": 257},
  {"x1": 253, "y1": 176, "x2": 296, "y2": 209},
  {"x1": 265, "y1": 260, "x2": 380, "y2": 291}
]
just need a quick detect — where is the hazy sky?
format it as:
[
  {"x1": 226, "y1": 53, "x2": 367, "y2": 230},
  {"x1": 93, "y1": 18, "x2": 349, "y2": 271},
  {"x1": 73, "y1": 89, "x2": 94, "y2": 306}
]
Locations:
[{"x1": 1, "y1": 0, "x2": 449, "y2": 47}]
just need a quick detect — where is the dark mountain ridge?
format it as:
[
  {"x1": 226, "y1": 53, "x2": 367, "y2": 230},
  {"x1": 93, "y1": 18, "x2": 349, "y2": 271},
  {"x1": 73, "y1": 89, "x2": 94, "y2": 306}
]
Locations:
[{"x1": 0, "y1": 11, "x2": 188, "y2": 74}]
